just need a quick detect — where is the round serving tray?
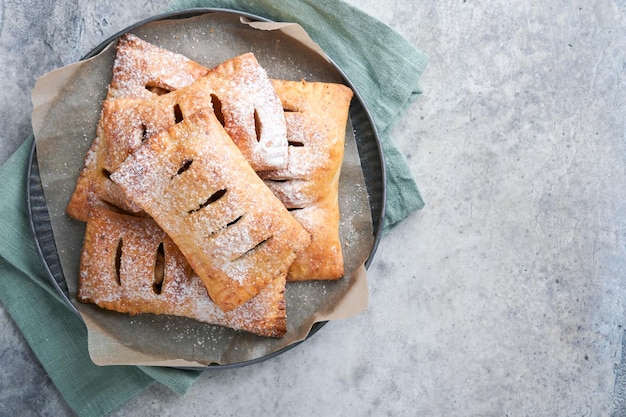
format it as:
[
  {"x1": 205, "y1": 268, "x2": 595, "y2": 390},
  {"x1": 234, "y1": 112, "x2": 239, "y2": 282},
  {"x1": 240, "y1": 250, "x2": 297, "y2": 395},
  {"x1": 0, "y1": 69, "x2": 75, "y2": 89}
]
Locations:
[{"x1": 27, "y1": 8, "x2": 385, "y2": 369}]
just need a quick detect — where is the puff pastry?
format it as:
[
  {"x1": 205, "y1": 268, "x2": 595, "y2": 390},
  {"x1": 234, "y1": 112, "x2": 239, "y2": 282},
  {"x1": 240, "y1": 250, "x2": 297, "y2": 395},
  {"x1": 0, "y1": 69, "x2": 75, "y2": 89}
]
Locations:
[
  {"x1": 260, "y1": 80, "x2": 353, "y2": 281},
  {"x1": 110, "y1": 109, "x2": 310, "y2": 312},
  {"x1": 67, "y1": 35, "x2": 288, "y2": 221},
  {"x1": 100, "y1": 35, "x2": 353, "y2": 281},
  {"x1": 71, "y1": 34, "x2": 353, "y2": 337},
  {"x1": 78, "y1": 207, "x2": 287, "y2": 337}
]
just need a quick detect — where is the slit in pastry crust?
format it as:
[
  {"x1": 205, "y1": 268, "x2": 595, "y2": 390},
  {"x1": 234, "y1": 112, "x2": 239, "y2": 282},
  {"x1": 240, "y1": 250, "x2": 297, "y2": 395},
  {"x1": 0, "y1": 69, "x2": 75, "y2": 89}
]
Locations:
[
  {"x1": 67, "y1": 33, "x2": 351, "y2": 289},
  {"x1": 78, "y1": 207, "x2": 287, "y2": 337},
  {"x1": 110, "y1": 109, "x2": 310, "y2": 312},
  {"x1": 67, "y1": 35, "x2": 288, "y2": 221}
]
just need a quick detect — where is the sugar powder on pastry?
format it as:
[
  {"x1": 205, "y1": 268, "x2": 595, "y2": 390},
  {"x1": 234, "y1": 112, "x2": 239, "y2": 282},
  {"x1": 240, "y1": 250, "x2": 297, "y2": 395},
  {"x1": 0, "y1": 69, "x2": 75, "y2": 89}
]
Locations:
[
  {"x1": 260, "y1": 80, "x2": 353, "y2": 281},
  {"x1": 110, "y1": 109, "x2": 311, "y2": 312},
  {"x1": 68, "y1": 36, "x2": 289, "y2": 221},
  {"x1": 78, "y1": 207, "x2": 287, "y2": 337}
]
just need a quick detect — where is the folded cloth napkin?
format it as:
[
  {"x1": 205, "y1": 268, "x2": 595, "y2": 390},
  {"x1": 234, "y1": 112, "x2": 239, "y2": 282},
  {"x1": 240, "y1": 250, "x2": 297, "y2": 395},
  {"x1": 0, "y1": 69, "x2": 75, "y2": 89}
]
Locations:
[{"x1": 0, "y1": 1, "x2": 428, "y2": 416}]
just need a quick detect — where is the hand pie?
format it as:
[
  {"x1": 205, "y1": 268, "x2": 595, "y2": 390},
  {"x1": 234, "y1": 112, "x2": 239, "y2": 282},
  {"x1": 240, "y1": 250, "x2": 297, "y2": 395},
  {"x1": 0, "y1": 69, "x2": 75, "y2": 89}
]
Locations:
[
  {"x1": 110, "y1": 109, "x2": 311, "y2": 312},
  {"x1": 67, "y1": 35, "x2": 288, "y2": 221},
  {"x1": 91, "y1": 34, "x2": 353, "y2": 282},
  {"x1": 99, "y1": 52, "x2": 289, "y2": 178},
  {"x1": 260, "y1": 80, "x2": 353, "y2": 281},
  {"x1": 67, "y1": 34, "x2": 213, "y2": 221},
  {"x1": 78, "y1": 207, "x2": 287, "y2": 337}
]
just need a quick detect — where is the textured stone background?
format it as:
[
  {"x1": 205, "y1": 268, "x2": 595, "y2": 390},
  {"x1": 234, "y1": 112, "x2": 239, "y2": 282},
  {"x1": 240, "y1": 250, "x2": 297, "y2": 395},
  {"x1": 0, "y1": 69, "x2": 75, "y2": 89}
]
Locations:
[{"x1": 1, "y1": 1, "x2": 626, "y2": 416}]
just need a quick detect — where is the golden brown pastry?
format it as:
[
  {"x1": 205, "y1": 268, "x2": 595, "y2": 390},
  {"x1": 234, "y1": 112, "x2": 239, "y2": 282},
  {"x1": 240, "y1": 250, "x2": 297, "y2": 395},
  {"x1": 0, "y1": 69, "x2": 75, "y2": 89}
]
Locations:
[
  {"x1": 260, "y1": 80, "x2": 353, "y2": 281},
  {"x1": 98, "y1": 35, "x2": 353, "y2": 282},
  {"x1": 67, "y1": 35, "x2": 288, "y2": 221},
  {"x1": 66, "y1": 127, "x2": 147, "y2": 222},
  {"x1": 106, "y1": 33, "x2": 211, "y2": 100},
  {"x1": 110, "y1": 109, "x2": 310, "y2": 312},
  {"x1": 78, "y1": 207, "x2": 287, "y2": 337},
  {"x1": 67, "y1": 34, "x2": 213, "y2": 221},
  {"x1": 99, "y1": 50, "x2": 290, "y2": 176}
]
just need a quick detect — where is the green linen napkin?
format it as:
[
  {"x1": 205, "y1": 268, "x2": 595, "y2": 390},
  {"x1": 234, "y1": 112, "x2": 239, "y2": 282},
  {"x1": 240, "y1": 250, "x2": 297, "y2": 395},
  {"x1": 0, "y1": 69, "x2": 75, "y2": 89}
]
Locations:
[
  {"x1": 0, "y1": 137, "x2": 198, "y2": 417},
  {"x1": 0, "y1": 138, "x2": 201, "y2": 417},
  {"x1": 0, "y1": 1, "x2": 427, "y2": 416}
]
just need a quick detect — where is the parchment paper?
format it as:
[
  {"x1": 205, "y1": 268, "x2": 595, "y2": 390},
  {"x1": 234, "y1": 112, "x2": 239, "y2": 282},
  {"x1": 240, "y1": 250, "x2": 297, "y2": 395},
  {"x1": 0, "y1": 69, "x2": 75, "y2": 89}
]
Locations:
[{"x1": 31, "y1": 11, "x2": 375, "y2": 367}]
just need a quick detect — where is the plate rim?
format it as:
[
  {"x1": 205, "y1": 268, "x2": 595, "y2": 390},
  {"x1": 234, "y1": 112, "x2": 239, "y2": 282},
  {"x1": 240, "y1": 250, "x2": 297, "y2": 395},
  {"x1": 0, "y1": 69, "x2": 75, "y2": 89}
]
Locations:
[{"x1": 26, "y1": 7, "x2": 386, "y2": 370}]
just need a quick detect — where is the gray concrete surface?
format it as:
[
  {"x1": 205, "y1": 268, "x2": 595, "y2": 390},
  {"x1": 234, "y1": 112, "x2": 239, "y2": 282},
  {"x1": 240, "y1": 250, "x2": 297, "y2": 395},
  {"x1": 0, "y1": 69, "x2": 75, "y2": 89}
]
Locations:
[{"x1": 1, "y1": 1, "x2": 625, "y2": 416}]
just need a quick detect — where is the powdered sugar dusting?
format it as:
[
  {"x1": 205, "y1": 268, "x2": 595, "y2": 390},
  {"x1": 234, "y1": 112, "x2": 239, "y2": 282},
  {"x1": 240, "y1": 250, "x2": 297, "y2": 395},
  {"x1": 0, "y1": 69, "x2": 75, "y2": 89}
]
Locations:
[
  {"x1": 197, "y1": 52, "x2": 288, "y2": 171},
  {"x1": 107, "y1": 34, "x2": 209, "y2": 100},
  {"x1": 78, "y1": 208, "x2": 286, "y2": 337},
  {"x1": 111, "y1": 110, "x2": 309, "y2": 312}
]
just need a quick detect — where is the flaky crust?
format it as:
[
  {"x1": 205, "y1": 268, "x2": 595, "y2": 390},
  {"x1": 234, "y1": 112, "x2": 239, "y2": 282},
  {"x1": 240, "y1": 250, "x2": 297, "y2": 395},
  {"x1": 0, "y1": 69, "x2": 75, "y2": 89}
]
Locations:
[
  {"x1": 67, "y1": 36, "x2": 288, "y2": 221},
  {"x1": 66, "y1": 127, "x2": 145, "y2": 222},
  {"x1": 261, "y1": 80, "x2": 353, "y2": 281},
  {"x1": 111, "y1": 110, "x2": 310, "y2": 312},
  {"x1": 106, "y1": 33, "x2": 211, "y2": 100},
  {"x1": 67, "y1": 34, "x2": 214, "y2": 221},
  {"x1": 78, "y1": 207, "x2": 287, "y2": 337}
]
